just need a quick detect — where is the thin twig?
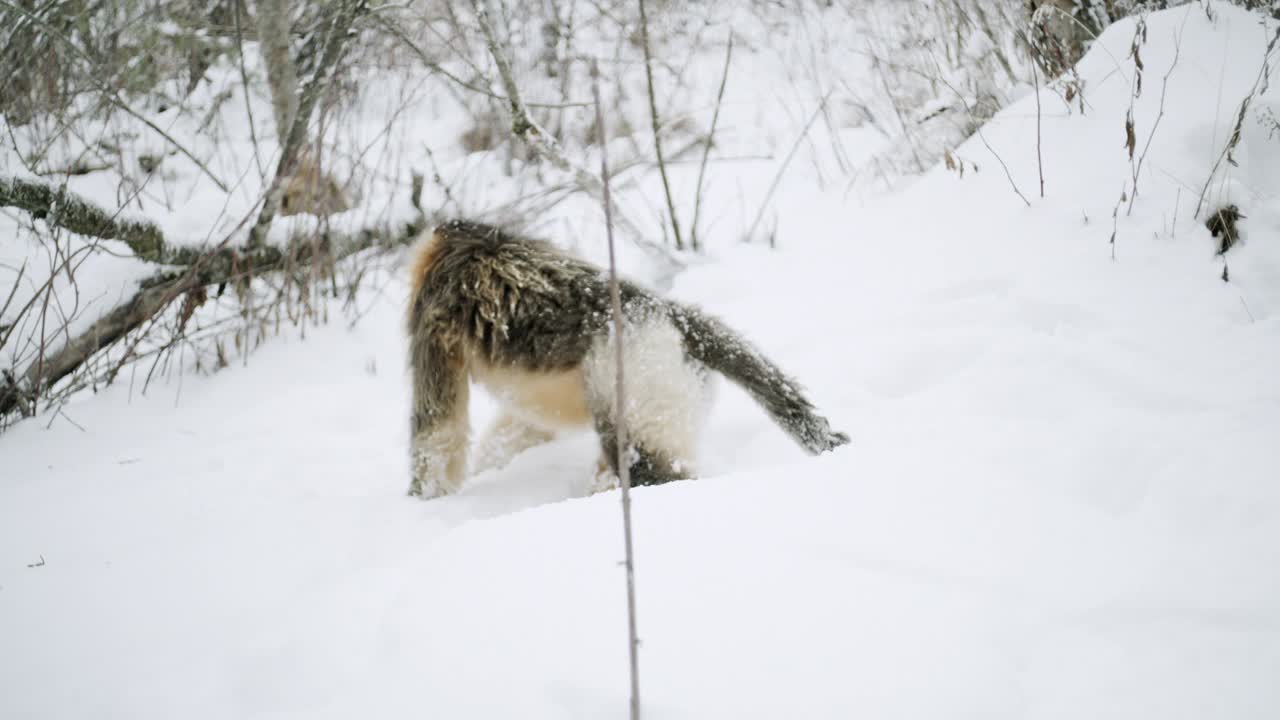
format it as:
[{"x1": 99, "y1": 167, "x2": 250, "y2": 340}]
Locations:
[
  {"x1": 0, "y1": 262, "x2": 26, "y2": 330},
  {"x1": 0, "y1": 0, "x2": 230, "y2": 192},
  {"x1": 638, "y1": 0, "x2": 683, "y2": 251},
  {"x1": 1129, "y1": 23, "x2": 1183, "y2": 216},
  {"x1": 1240, "y1": 296, "x2": 1256, "y2": 324},
  {"x1": 53, "y1": 406, "x2": 85, "y2": 432},
  {"x1": 870, "y1": 49, "x2": 925, "y2": 174},
  {"x1": 0, "y1": 238, "x2": 100, "y2": 358},
  {"x1": 926, "y1": 55, "x2": 1030, "y2": 207},
  {"x1": 423, "y1": 144, "x2": 461, "y2": 214},
  {"x1": 232, "y1": 0, "x2": 268, "y2": 181},
  {"x1": 746, "y1": 90, "x2": 832, "y2": 244},
  {"x1": 1194, "y1": 25, "x2": 1280, "y2": 218},
  {"x1": 592, "y1": 58, "x2": 641, "y2": 720},
  {"x1": 691, "y1": 33, "x2": 733, "y2": 253},
  {"x1": 373, "y1": 14, "x2": 590, "y2": 109},
  {"x1": 472, "y1": 0, "x2": 677, "y2": 266}
]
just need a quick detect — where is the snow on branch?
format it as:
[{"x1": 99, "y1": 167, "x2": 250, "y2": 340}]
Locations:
[
  {"x1": 0, "y1": 175, "x2": 424, "y2": 422},
  {"x1": 1, "y1": 176, "x2": 170, "y2": 263}
]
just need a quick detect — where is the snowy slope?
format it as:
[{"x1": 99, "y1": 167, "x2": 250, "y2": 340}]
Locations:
[{"x1": 3, "y1": 4, "x2": 1280, "y2": 719}]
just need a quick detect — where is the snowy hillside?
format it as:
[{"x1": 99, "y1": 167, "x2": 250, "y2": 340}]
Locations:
[{"x1": 3, "y1": 4, "x2": 1280, "y2": 719}]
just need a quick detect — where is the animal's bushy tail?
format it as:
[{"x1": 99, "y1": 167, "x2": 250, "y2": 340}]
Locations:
[{"x1": 669, "y1": 304, "x2": 849, "y2": 454}]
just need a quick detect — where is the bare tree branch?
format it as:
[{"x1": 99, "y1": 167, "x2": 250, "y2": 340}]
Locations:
[
  {"x1": 373, "y1": 14, "x2": 590, "y2": 109},
  {"x1": 233, "y1": 0, "x2": 268, "y2": 181},
  {"x1": 472, "y1": 0, "x2": 677, "y2": 265},
  {"x1": 1, "y1": 176, "x2": 171, "y2": 263},
  {"x1": 638, "y1": 0, "x2": 683, "y2": 251},
  {"x1": 691, "y1": 34, "x2": 733, "y2": 252},
  {"x1": 0, "y1": 177, "x2": 423, "y2": 419}
]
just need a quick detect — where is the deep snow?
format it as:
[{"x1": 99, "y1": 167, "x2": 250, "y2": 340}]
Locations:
[{"x1": 3, "y1": 4, "x2": 1280, "y2": 719}]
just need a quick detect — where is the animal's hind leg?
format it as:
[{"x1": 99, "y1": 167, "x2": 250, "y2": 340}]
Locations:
[
  {"x1": 592, "y1": 415, "x2": 692, "y2": 488},
  {"x1": 471, "y1": 411, "x2": 555, "y2": 474},
  {"x1": 583, "y1": 315, "x2": 711, "y2": 489}
]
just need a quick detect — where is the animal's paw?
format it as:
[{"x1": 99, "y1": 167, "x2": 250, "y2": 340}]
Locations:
[
  {"x1": 588, "y1": 462, "x2": 621, "y2": 496},
  {"x1": 823, "y1": 429, "x2": 851, "y2": 451},
  {"x1": 798, "y1": 416, "x2": 851, "y2": 454},
  {"x1": 407, "y1": 456, "x2": 461, "y2": 500},
  {"x1": 407, "y1": 473, "x2": 453, "y2": 500}
]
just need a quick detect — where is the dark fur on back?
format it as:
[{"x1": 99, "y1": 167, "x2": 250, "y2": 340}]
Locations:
[{"x1": 414, "y1": 221, "x2": 615, "y2": 371}]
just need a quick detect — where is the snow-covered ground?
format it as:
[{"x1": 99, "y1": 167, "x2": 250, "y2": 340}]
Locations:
[{"x1": 4, "y1": 4, "x2": 1280, "y2": 718}]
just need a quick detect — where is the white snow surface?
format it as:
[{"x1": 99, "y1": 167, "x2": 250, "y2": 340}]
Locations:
[{"x1": 4, "y1": 5, "x2": 1280, "y2": 718}]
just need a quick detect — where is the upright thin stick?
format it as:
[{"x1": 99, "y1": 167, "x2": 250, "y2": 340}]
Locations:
[
  {"x1": 638, "y1": 0, "x2": 684, "y2": 251},
  {"x1": 592, "y1": 59, "x2": 641, "y2": 720},
  {"x1": 1129, "y1": 25, "x2": 1183, "y2": 216},
  {"x1": 691, "y1": 33, "x2": 734, "y2": 252}
]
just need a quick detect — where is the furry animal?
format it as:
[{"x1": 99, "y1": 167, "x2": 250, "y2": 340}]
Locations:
[{"x1": 405, "y1": 219, "x2": 849, "y2": 499}]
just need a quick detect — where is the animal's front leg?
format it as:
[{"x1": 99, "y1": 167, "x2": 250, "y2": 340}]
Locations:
[
  {"x1": 408, "y1": 333, "x2": 470, "y2": 499},
  {"x1": 409, "y1": 415, "x2": 469, "y2": 498}
]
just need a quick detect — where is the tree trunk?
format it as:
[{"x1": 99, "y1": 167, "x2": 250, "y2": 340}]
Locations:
[{"x1": 256, "y1": 0, "x2": 298, "y2": 138}]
